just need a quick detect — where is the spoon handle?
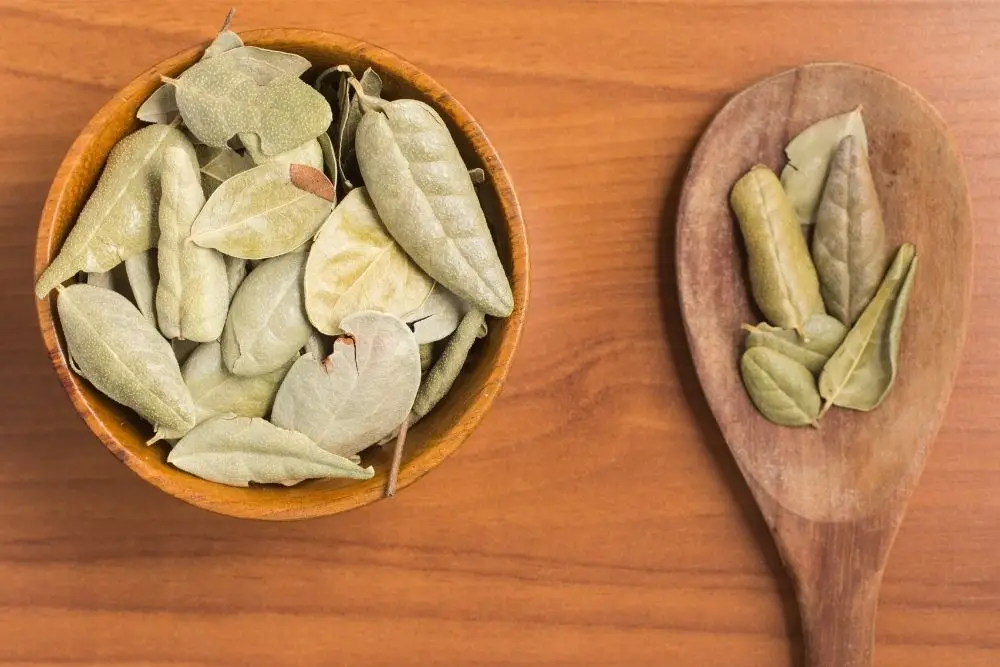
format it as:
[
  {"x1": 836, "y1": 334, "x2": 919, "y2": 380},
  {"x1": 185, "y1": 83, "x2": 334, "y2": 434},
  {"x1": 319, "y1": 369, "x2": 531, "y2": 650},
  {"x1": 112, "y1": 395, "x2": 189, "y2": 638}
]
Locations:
[{"x1": 800, "y1": 583, "x2": 879, "y2": 667}]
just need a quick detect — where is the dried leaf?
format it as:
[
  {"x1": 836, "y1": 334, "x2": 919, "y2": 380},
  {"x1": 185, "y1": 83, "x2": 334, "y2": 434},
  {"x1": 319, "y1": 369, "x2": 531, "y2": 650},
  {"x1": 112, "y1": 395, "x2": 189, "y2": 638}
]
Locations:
[
  {"x1": 338, "y1": 68, "x2": 382, "y2": 189},
  {"x1": 741, "y1": 346, "x2": 820, "y2": 427},
  {"x1": 156, "y1": 146, "x2": 229, "y2": 342},
  {"x1": 780, "y1": 106, "x2": 868, "y2": 233},
  {"x1": 355, "y1": 94, "x2": 513, "y2": 317},
  {"x1": 168, "y1": 415, "x2": 373, "y2": 487},
  {"x1": 166, "y1": 50, "x2": 330, "y2": 155},
  {"x1": 271, "y1": 311, "x2": 421, "y2": 457},
  {"x1": 317, "y1": 132, "x2": 338, "y2": 191},
  {"x1": 124, "y1": 249, "x2": 158, "y2": 328},
  {"x1": 196, "y1": 144, "x2": 253, "y2": 197},
  {"x1": 191, "y1": 162, "x2": 334, "y2": 259},
  {"x1": 812, "y1": 135, "x2": 889, "y2": 325},
  {"x1": 57, "y1": 284, "x2": 195, "y2": 431},
  {"x1": 222, "y1": 252, "x2": 312, "y2": 376},
  {"x1": 819, "y1": 244, "x2": 917, "y2": 414},
  {"x1": 35, "y1": 125, "x2": 195, "y2": 298},
  {"x1": 403, "y1": 284, "x2": 466, "y2": 344},
  {"x1": 411, "y1": 308, "x2": 485, "y2": 420},
  {"x1": 730, "y1": 165, "x2": 825, "y2": 333},
  {"x1": 304, "y1": 187, "x2": 434, "y2": 335},
  {"x1": 244, "y1": 135, "x2": 323, "y2": 171},
  {"x1": 743, "y1": 313, "x2": 847, "y2": 375},
  {"x1": 136, "y1": 85, "x2": 180, "y2": 125},
  {"x1": 224, "y1": 255, "x2": 247, "y2": 300}
]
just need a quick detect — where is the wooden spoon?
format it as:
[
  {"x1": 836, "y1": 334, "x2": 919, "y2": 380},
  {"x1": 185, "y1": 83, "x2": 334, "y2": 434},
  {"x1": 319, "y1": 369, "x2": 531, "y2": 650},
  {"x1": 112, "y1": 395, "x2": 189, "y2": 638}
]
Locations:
[{"x1": 676, "y1": 63, "x2": 973, "y2": 667}]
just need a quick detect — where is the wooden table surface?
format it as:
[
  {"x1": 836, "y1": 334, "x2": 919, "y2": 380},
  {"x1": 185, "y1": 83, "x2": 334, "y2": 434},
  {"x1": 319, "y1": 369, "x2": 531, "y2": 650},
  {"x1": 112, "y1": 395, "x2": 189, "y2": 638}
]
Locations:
[{"x1": 1, "y1": 1, "x2": 997, "y2": 665}]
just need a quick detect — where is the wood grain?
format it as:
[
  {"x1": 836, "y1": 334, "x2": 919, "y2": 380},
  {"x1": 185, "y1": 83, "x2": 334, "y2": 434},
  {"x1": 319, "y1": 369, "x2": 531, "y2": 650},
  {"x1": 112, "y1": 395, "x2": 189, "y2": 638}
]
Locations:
[
  {"x1": 677, "y1": 63, "x2": 973, "y2": 667},
  {"x1": 0, "y1": 1, "x2": 998, "y2": 665}
]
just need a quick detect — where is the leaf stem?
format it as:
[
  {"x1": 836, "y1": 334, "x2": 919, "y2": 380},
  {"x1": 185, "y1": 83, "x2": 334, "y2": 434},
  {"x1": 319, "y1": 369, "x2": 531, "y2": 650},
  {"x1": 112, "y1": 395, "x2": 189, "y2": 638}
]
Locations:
[{"x1": 385, "y1": 416, "x2": 409, "y2": 497}]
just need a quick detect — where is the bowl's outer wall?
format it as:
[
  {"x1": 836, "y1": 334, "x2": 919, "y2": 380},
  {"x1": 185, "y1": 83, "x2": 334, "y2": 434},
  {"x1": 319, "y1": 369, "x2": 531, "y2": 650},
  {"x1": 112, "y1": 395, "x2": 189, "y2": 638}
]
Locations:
[{"x1": 33, "y1": 29, "x2": 529, "y2": 520}]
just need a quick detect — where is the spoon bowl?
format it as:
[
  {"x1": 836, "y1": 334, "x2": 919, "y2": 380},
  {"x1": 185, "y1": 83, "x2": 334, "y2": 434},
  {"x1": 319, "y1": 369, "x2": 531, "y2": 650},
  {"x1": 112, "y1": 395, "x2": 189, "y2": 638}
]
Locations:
[{"x1": 677, "y1": 63, "x2": 972, "y2": 667}]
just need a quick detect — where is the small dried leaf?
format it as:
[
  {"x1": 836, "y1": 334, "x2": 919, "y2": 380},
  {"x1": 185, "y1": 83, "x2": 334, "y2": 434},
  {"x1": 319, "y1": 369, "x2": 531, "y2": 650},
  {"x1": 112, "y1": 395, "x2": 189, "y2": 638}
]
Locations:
[
  {"x1": 244, "y1": 135, "x2": 324, "y2": 171},
  {"x1": 743, "y1": 313, "x2": 847, "y2": 375},
  {"x1": 338, "y1": 68, "x2": 382, "y2": 189},
  {"x1": 190, "y1": 162, "x2": 334, "y2": 259},
  {"x1": 403, "y1": 284, "x2": 466, "y2": 344},
  {"x1": 305, "y1": 187, "x2": 434, "y2": 335},
  {"x1": 168, "y1": 415, "x2": 373, "y2": 487},
  {"x1": 271, "y1": 311, "x2": 421, "y2": 457},
  {"x1": 741, "y1": 346, "x2": 820, "y2": 427},
  {"x1": 196, "y1": 144, "x2": 253, "y2": 197}
]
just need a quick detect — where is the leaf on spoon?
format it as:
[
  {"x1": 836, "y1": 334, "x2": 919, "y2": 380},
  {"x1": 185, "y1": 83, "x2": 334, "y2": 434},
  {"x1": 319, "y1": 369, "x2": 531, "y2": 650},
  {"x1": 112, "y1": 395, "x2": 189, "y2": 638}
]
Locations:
[
  {"x1": 35, "y1": 124, "x2": 195, "y2": 298},
  {"x1": 780, "y1": 106, "x2": 868, "y2": 235},
  {"x1": 168, "y1": 415, "x2": 373, "y2": 487},
  {"x1": 741, "y1": 346, "x2": 821, "y2": 427},
  {"x1": 190, "y1": 162, "x2": 334, "y2": 259},
  {"x1": 743, "y1": 313, "x2": 847, "y2": 375},
  {"x1": 57, "y1": 283, "x2": 195, "y2": 432},
  {"x1": 271, "y1": 310, "x2": 421, "y2": 457},
  {"x1": 304, "y1": 187, "x2": 434, "y2": 335},
  {"x1": 819, "y1": 244, "x2": 917, "y2": 414},
  {"x1": 812, "y1": 134, "x2": 889, "y2": 326}
]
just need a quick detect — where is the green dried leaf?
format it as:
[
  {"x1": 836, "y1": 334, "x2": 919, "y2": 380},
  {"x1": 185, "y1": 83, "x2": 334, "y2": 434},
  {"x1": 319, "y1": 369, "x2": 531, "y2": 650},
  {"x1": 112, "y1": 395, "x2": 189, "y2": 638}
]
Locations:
[
  {"x1": 244, "y1": 135, "x2": 323, "y2": 170},
  {"x1": 730, "y1": 165, "x2": 825, "y2": 334},
  {"x1": 819, "y1": 244, "x2": 917, "y2": 414},
  {"x1": 166, "y1": 50, "x2": 330, "y2": 155},
  {"x1": 191, "y1": 162, "x2": 334, "y2": 259},
  {"x1": 780, "y1": 106, "x2": 868, "y2": 234},
  {"x1": 403, "y1": 283, "x2": 466, "y2": 344},
  {"x1": 168, "y1": 415, "x2": 373, "y2": 487},
  {"x1": 224, "y1": 255, "x2": 247, "y2": 300},
  {"x1": 304, "y1": 187, "x2": 434, "y2": 335},
  {"x1": 412, "y1": 308, "x2": 485, "y2": 420},
  {"x1": 35, "y1": 124, "x2": 195, "y2": 298},
  {"x1": 741, "y1": 346, "x2": 820, "y2": 427},
  {"x1": 812, "y1": 135, "x2": 889, "y2": 325},
  {"x1": 271, "y1": 311, "x2": 421, "y2": 457},
  {"x1": 356, "y1": 95, "x2": 513, "y2": 317},
  {"x1": 317, "y1": 132, "x2": 338, "y2": 192},
  {"x1": 196, "y1": 144, "x2": 253, "y2": 197},
  {"x1": 57, "y1": 284, "x2": 195, "y2": 431},
  {"x1": 202, "y1": 30, "x2": 243, "y2": 60},
  {"x1": 124, "y1": 249, "x2": 158, "y2": 328},
  {"x1": 156, "y1": 146, "x2": 229, "y2": 342},
  {"x1": 338, "y1": 68, "x2": 382, "y2": 189},
  {"x1": 222, "y1": 252, "x2": 312, "y2": 376},
  {"x1": 136, "y1": 85, "x2": 180, "y2": 125},
  {"x1": 743, "y1": 313, "x2": 847, "y2": 375}
]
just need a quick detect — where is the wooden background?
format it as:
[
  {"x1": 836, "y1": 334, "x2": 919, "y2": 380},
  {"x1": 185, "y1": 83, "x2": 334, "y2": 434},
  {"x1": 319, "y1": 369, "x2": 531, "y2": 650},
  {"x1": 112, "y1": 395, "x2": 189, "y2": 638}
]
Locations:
[{"x1": 0, "y1": 1, "x2": 997, "y2": 664}]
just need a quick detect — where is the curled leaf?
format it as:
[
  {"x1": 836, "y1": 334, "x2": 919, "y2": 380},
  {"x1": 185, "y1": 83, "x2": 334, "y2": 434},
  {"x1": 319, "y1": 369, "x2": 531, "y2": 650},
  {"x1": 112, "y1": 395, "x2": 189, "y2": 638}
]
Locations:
[
  {"x1": 124, "y1": 249, "x2": 158, "y2": 328},
  {"x1": 304, "y1": 187, "x2": 434, "y2": 335},
  {"x1": 819, "y1": 244, "x2": 917, "y2": 414},
  {"x1": 338, "y1": 68, "x2": 382, "y2": 189},
  {"x1": 190, "y1": 162, "x2": 334, "y2": 259},
  {"x1": 730, "y1": 165, "x2": 825, "y2": 333},
  {"x1": 740, "y1": 346, "x2": 820, "y2": 427},
  {"x1": 168, "y1": 415, "x2": 373, "y2": 487},
  {"x1": 403, "y1": 283, "x2": 466, "y2": 344},
  {"x1": 412, "y1": 308, "x2": 485, "y2": 420},
  {"x1": 271, "y1": 311, "x2": 421, "y2": 457}
]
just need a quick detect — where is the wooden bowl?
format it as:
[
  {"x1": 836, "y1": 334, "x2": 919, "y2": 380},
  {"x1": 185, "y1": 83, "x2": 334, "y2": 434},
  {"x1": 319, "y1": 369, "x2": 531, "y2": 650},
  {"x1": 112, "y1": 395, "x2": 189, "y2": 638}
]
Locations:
[{"x1": 33, "y1": 29, "x2": 530, "y2": 520}]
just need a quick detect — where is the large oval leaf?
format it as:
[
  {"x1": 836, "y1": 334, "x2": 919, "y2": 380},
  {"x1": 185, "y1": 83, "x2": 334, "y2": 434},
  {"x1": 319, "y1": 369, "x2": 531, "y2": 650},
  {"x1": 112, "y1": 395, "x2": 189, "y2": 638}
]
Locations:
[
  {"x1": 271, "y1": 311, "x2": 421, "y2": 457},
  {"x1": 168, "y1": 415, "x2": 373, "y2": 487},
  {"x1": 57, "y1": 283, "x2": 195, "y2": 431},
  {"x1": 355, "y1": 97, "x2": 513, "y2": 317},
  {"x1": 222, "y1": 252, "x2": 312, "y2": 376},
  {"x1": 304, "y1": 187, "x2": 434, "y2": 335},
  {"x1": 740, "y1": 346, "x2": 820, "y2": 427},
  {"x1": 190, "y1": 162, "x2": 334, "y2": 259}
]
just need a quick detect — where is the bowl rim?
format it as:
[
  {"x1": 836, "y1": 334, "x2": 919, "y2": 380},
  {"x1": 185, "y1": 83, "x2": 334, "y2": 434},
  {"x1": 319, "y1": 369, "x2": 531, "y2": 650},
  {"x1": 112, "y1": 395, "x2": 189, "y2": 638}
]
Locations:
[{"x1": 33, "y1": 28, "x2": 530, "y2": 520}]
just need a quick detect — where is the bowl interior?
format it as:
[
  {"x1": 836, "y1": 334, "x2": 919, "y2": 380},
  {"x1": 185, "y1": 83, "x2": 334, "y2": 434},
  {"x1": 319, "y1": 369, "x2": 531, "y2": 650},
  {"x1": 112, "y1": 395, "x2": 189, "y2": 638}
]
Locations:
[{"x1": 34, "y1": 29, "x2": 528, "y2": 520}]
